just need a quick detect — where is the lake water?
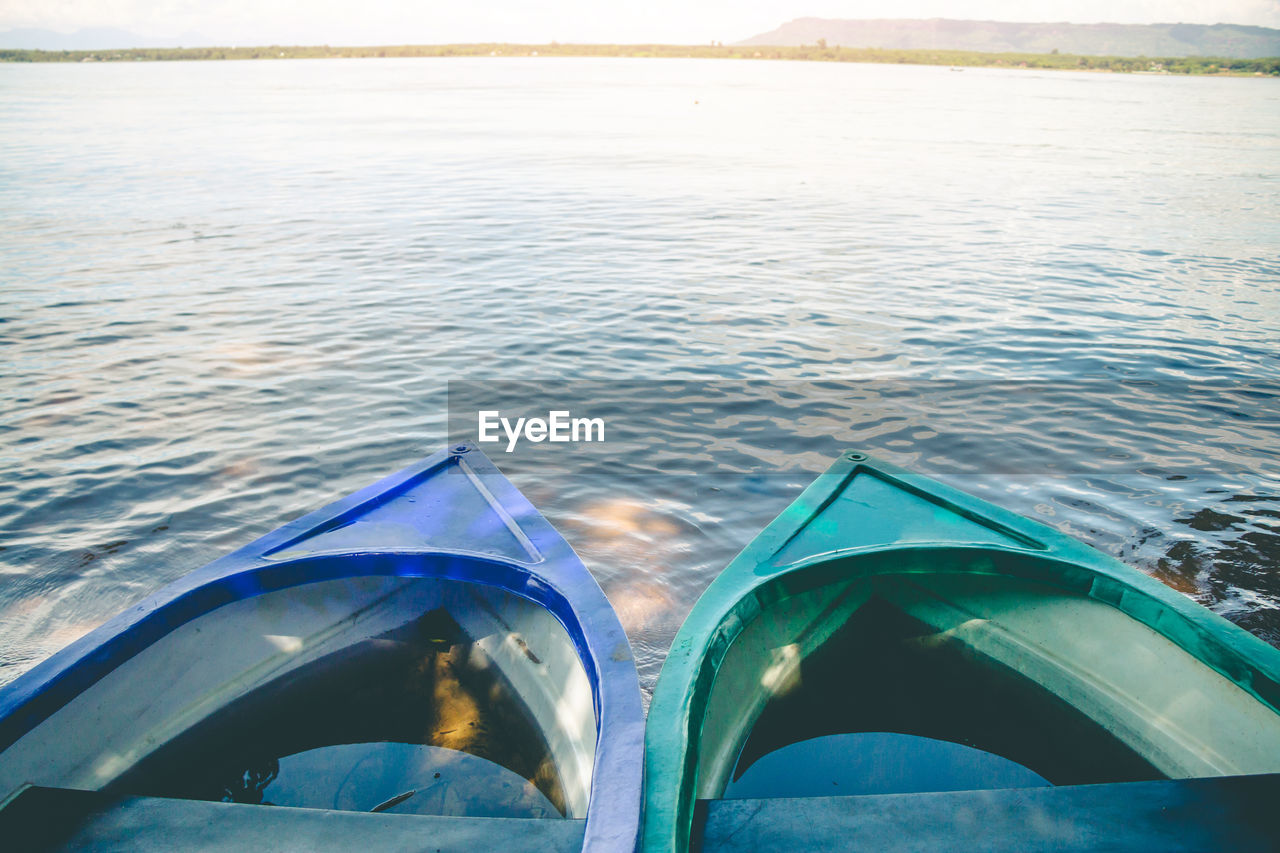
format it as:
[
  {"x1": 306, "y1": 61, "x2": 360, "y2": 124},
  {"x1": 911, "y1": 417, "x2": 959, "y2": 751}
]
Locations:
[{"x1": 1, "y1": 57, "x2": 1278, "y2": 703}]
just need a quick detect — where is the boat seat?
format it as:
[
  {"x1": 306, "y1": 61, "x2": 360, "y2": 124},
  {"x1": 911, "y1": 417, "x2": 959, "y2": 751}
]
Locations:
[
  {"x1": 696, "y1": 773, "x2": 1280, "y2": 852},
  {"x1": 723, "y1": 732, "x2": 1052, "y2": 799},
  {"x1": 0, "y1": 785, "x2": 586, "y2": 852}
]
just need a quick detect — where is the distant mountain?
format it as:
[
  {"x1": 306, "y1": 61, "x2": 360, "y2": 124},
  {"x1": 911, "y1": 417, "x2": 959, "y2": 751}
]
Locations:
[
  {"x1": 0, "y1": 27, "x2": 213, "y2": 50},
  {"x1": 738, "y1": 19, "x2": 1280, "y2": 58}
]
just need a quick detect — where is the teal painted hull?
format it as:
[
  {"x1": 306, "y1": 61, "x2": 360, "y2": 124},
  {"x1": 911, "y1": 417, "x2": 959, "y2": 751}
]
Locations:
[{"x1": 642, "y1": 452, "x2": 1280, "y2": 851}]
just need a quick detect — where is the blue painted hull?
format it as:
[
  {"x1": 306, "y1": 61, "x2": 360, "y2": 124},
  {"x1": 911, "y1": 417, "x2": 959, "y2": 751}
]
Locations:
[{"x1": 0, "y1": 446, "x2": 643, "y2": 851}]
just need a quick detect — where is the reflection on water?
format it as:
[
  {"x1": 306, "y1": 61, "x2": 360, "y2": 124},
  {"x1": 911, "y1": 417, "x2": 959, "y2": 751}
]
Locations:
[
  {"x1": 109, "y1": 608, "x2": 568, "y2": 818},
  {"x1": 605, "y1": 580, "x2": 679, "y2": 636},
  {"x1": 562, "y1": 495, "x2": 690, "y2": 638}
]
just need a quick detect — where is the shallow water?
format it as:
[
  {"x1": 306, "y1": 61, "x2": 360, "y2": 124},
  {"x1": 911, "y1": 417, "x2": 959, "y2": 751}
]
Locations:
[{"x1": 1, "y1": 58, "x2": 1278, "y2": 704}]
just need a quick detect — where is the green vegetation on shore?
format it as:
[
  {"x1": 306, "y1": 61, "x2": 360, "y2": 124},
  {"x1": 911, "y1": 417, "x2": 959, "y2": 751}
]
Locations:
[{"x1": 2, "y1": 42, "x2": 1277, "y2": 76}]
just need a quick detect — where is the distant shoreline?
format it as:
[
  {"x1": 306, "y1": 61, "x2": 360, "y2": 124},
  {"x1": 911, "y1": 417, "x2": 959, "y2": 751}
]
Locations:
[{"x1": 2, "y1": 43, "x2": 1277, "y2": 76}]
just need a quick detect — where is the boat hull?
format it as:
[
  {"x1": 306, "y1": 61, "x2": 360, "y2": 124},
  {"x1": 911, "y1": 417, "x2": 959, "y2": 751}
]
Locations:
[
  {"x1": 642, "y1": 451, "x2": 1280, "y2": 851},
  {"x1": 0, "y1": 446, "x2": 643, "y2": 851}
]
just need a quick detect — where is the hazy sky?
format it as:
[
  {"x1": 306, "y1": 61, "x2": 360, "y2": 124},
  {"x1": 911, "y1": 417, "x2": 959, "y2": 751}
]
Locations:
[{"x1": 4, "y1": 1, "x2": 1278, "y2": 45}]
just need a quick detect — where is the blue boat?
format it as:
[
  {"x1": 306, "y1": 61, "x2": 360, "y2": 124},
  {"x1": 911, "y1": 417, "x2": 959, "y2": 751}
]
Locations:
[{"x1": 0, "y1": 445, "x2": 643, "y2": 852}]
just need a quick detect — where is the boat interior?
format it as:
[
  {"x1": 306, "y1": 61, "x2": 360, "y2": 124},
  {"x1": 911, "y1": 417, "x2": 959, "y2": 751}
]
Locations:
[
  {"x1": 689, "y1": 551, "x2": 1280, "y2": 850},
  {"x1": 0, "y1": 567, "x2": 596, "y2": 851}
]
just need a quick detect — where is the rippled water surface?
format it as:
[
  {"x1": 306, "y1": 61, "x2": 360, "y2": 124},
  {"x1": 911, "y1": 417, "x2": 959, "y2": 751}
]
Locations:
[{"x1": 2, "y1": 58, "x2": 1278, "y2": 700}]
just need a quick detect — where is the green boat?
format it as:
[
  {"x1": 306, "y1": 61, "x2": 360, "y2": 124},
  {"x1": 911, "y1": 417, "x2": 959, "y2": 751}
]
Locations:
[{"x1": 643, "y1": 451, "x2": 1280, "y2": 852}]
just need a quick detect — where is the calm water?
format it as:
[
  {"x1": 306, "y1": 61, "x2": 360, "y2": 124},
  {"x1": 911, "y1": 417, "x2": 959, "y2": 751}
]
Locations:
[{"x1": 1, "y1": 58, "x2": 1279, "y2": 704}]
